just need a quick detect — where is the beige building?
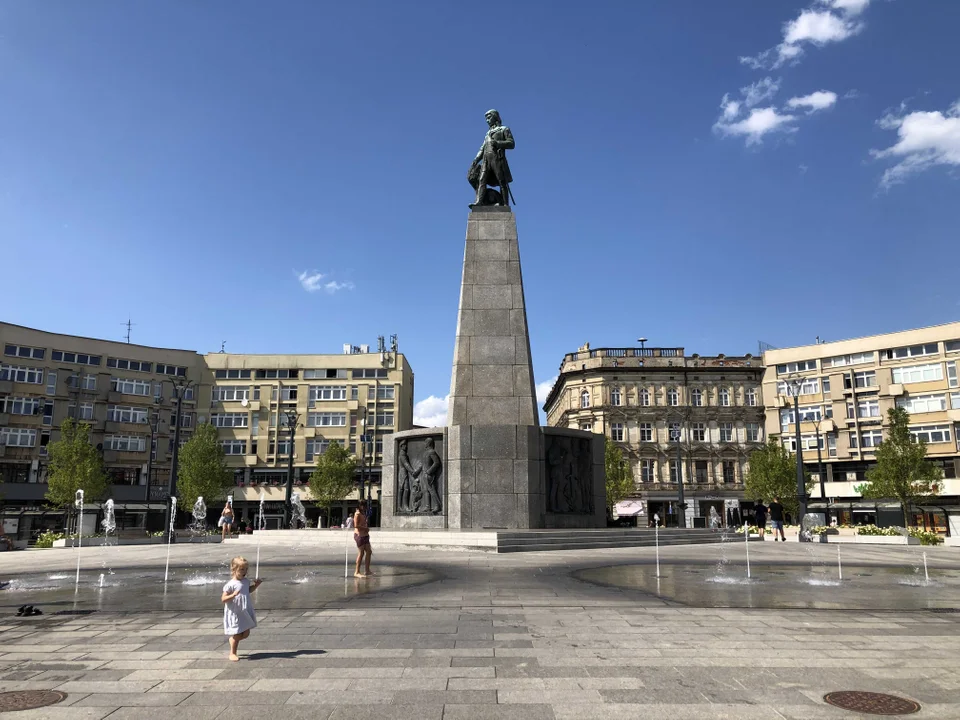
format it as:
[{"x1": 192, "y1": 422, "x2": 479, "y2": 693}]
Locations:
[
  {"x1": 543, "y1": 343, "x2": 765, "y2": 527},
  {"x1": 761, "y1": 322, "x2": 960, "y2": 529},
  {"x1": 0, "y1": 322, "x2": 413, "y2": 538}
]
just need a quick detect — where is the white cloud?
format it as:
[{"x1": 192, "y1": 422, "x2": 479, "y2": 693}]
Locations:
[
  {"x1": 296, "y1": 270, "x2": 354, "y2": 294},
  {"x1": 872, "y1": 99, "x2": 960, "y2": 188},
  {"x1": 786, "y1": 90, "x2": 838, "y2": 113},
  {"x1": 413, "y1": 395, "x2": 448, "y2": 427},
  {"x1": 720, "y1": 94, "x2": 741, "y2": 121},
  {"x1": 714, "y1": 107, "x2": 797, "y2": 146},
  {"x1": 742, "y1": 77, "x2": 781, "y2": 107},
  {"x1": 819, "y1": 0, "x2": 871, "y2": 16},
  {"x1": 799, "y1": 164, "x2": 809, "y2": 174},
  {"x1": 535, "y1": 376, "x2": 558, "y2": 405}
]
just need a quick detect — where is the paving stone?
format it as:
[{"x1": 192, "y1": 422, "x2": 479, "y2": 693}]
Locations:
[{"x1": 442, "y1": 705, "x2": 556, "y2": 720}]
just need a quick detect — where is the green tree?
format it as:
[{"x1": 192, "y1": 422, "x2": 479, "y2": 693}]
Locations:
[
  {"x1": 45, "y1": 418, "x2": 109, "y2": 508},
  {"x1": 745, "y1": 438, "x2": 811, "y2": 517},
  {"x1": 308, "y1": 442, "x2": 357, "y2": 525},
  {"x1": 604, "y1": 438, "x2": 633, "y2": 513},
  {"x1": 860, "y1": 407, "x2": 942, "y2": 526},
  {"x1": 175, "y1": 423, "x2": 232, "y2": 512}
]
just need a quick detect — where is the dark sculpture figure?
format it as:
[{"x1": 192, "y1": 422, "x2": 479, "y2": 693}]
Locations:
[
  {"x1": 546, "y1": 436, "x2": 593, "y2": 514},
  {"x1": 418, "y1": 438, "x2": 443, "y2": 514},
  {"x1": 397, "y1": 441, "x2": 420, "y2": 513},
  {"x1": 468, "y1": 109, "x2": 515, "y2": 207}
]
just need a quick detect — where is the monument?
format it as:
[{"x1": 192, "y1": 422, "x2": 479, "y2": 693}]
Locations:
[{"x1": 382, "y1": 111, "x2": 605, "y2": 530}]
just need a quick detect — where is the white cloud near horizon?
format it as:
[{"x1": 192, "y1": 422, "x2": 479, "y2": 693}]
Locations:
[
  {"x1": 536, "y1": 376, "x2": 558, "y2": 405},
  {"x1": 296, "y1": 270, "x2": 355, "y2": 294},
  {"x1": 787, "y1": 90, "x2": 839, "y2": 113},
  {"x1": 872, "y1": 99, "x2": 960, "y2": 188},
  {"x1": 413, "y1": 395, "x2": 448, "y2": 427}
]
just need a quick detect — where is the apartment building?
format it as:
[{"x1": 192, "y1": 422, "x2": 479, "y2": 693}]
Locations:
[
  {"x1": 761, "y1": 322, "x2": 960, "y2": 529},
  {"x1": 543, "y1": 343, "x2": 765, "y2": 527},
  {"x1": 0, "y1": 322, "x2": 413, "y2": 540}
]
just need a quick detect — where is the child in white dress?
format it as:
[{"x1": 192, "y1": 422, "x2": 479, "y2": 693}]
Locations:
[{"x1": 221, "y1": 556, "x2": 262, "y2": 661}]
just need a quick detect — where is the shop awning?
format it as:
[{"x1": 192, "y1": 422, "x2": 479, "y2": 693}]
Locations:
[{"x1": 614, "y1": 500, "x2": 645, "y2": 517}]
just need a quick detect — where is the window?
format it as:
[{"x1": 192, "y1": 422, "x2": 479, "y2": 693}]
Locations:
[
  {"x1": 694, "y1": 460, "x2": 708, "y2": 483},
  {"x1": 886, "y1": 343, "x2": 939, "y2": 360},
  {"x1": 46, "y1": 372, "x2": 57, "y2": 395},
  {"x1": 777, "y1": 378, "x2": 820, "y2": 396},
  {"x1": 691, "y1": 423, "x2": 705, "y2": 442},
  {"x1": 849, "y1": 429, "x2": 883, "y2": 449},
  {"x1": 211, "y1": 386, "x2": 249, "y2": 402},
  {"x1": 580, "y1": 422, "x2": 592, "y2": 432},
  {"x1": 946, "y1": 340, "x2": 960, "y2": 353},
  {"x1": 638, "y1": 423, "x2": 653, "y2": 442},
  {"x1": 669, "y1": 459, "x2": 681, "y2": 483},
  {"x1": 107, "y1": 405, "x2": 148, "y2": 424},
  {"x1": 898, "y1": 394, "x2": 947, "y2": 414},
  {"x1": 611, "y1": 422, "x2": 624, "y2": 441},
  {"x1": 107, "y1": 358, "x2": 153, "y2": 372},
  {"x1": 374, "y1": 412, "x2": 394, "y2": 426},
  {"x1": 892, "y1": 363, "x2": 943, "y2": 384},
  {"x1": 210, "y1": 413, "x2": 248, "y2": 428},
  {"x1": 4, "y1": 344, "x2": 45, "y2": 360},
  {"x1": 51, "y1": 351, "x2": 101, "y2": 366},
  {"x1": 747, "y1": 423, "x2": 761, "y2": 442},
  {"x1": 41, "y1": 401, "x2": 52, "y2": 425},
  {"x1": 350, "y1": 386, "x2": 359, "y2": 400},
  {"x1": 273, "y1": 439, "x2": 292, "y2": 456},
  {"x1": 722, "y1": 461, "x2": 736, "y2": 484},
  {"x1": 271, "y1": 387, "x2": 298, "y2": 401},
  {"x1": 691, "y1": 389, "x2": 703, "y2": 407},
  {"x1": 304, "y1": 369, "x2": 348, "y2": 380},
  {"x1": 910, "y1": 425, "x2": 952, "y2": 444},
  {"x1": 780, "y1": 404, "x2": 823, "y2": 428},
  {"x1": 0, "y1": 364, "x2": 44, "y2": 384},
  {"x1": 745, "y1": 388, "x2": 758, "y2": 406},
  {"x1": 822, "y1": 352, "x2": 874, "y2": 368},
  {"x1": 611, "y1": 387, "x2": 622, "y2": 406},
  {"x1": 580, "y1": 391, "x2": 590, "y2": 408},
  {"x1": 306, "y1": 438, "x2": 342, "y2": 461},
  {"x1": 827, "y1": 434, "x2": 837, "y2": 457},
  {"x1": 640, "y1": 459, "x2": 655, "y2": 483},
  {"x1": 844, "y1": 370, "x2": 877, "y2": 389},
  {"x1": 214, "y1": 369, "x2": 251, "y2": 379},
  {"x1": 947, "y1": 361, "x2": 958, "y2": 388},
  {"x1": 104, "y1": 435, "x2": 147, "y2": 452},
  {"x1": 719, "y1": 388, "x2": 730, "y2": 407},
  {"x1": 639, "y1": 388, "x2": 650, "y2": 407},
  {"x1": 822, "y1": 377, "x2": 831, "y2": 394},
  {"x1": 221, "y1": 439, "x2": 247, "y2": 455},
  {"x1": 307, "y1": 412, "x2": 347, "y2": 427},
  {"x1": 156, "y1": 364, "x2": 187, "y2": 377},
  {"x1": 0, "y1": 397, "x2": 39, "y2": 415},
  {"x1": 352, "y1": 369, "x2": 388, "y2": 379},
  {"x1": 251, "y1": 415, "x2": 259, "y2": 437},
  {"x1": 0, "y1": 427, "x2": 37, "y2": 447},
  {"x1": 846, "y1": 399, "x2": 880, "y2": 419},
  {"x1": 256, "y1": 369, "x2": 298, "y2": 379},
  {"x1": 720, "y1": 423, "x2": 733, "y2": 442},
  {"x1": 79, "y1": 403, "x2": 94, "y2": 420},
  {"x1": 776, "y1": 360, "x2": 817, "y2": 375},
  {"x1": 309, "y1": 385, "x2": 347, "y2": 403},
  {"x1": 783, "y1": 434, "x2": 824, "y2": 452},
  {"x1": 82, "y1": 374, "x2": 96, "y2": 390},
  {"x1": 376, "y1": 385, "x2": 395, "y2": 400},
  {"x1": 667, "y1": 388, "x2": 679, "y2": 406},
  {"x1": 111, "y1": 377, "x2": 151, "y2": 396}
]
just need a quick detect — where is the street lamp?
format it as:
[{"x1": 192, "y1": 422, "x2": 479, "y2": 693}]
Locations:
[
  {"x1": 280, "y1": 409, "x2": 303, "y2": 528},
  {"x1": 144, "y1": 410, "x2": 163, "y2": 504},
  {"x1": 786, "y1": 376, "x2": 809, "y2": 538},
  {"x1": 637, "y1": 337, "x2": 648, "y2": 352},
  {"x1": 165, "y1": 376, "x2": 195, "y2": 541},
  {"x1": 670, "y1": 420, "x2": 686, "y2": 528},
  {"x1": 358, "y1": 415, "x2": 368, "y2": 507},
  {"x1": 810, "y1": 414, "x2": 827, "y2": 515}
]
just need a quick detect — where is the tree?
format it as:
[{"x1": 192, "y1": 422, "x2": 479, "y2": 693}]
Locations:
[
  {"x1": 745, "y1": 438, "x2": 811, "y2": 518},
  {"x1": 860, "y1": 407, "x2": 942, "y2": 527},
  {"x1": 175, "y1": 423, "x2": 232, "y2": 513},
  {"x1": 308, "y1": 443, "x2": 357, "y2": 525},
  {"x1": 45, "y1": 418, "x2": 109, "y2": 508},
  {"x1": 604, "y1": 438, "x2": 633, "y2": 513}
]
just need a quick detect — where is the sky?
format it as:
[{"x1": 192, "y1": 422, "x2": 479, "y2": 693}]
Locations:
[{"x1": 1, "y1": 0, "x2": 958, "y2": 426}]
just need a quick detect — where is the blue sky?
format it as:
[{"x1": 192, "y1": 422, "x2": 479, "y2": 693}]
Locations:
[{"x1": 2, "y1": 0, "x2": 958, "y2": 425}]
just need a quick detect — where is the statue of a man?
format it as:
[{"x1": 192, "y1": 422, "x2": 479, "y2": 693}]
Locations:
[{"x1": 468, "y1": 109, "x2": 515, "y2": 207}]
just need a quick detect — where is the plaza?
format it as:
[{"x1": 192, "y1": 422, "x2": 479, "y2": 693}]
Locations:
[{"x1": 2, "y1": 538, "x2": 960, "y2": 718}]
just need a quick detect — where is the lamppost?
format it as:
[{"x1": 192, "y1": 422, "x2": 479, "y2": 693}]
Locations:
[
  {"x1": 280, "y1": 409, "x2": 303, "y2": 528},
  {"x1": 637, "y1": 337, "x2": 648, "y2": 353},
  {"x1": 358, "y1": 415, "x2": 368, "y2": 509},
  {"x1": 787, "y1": 376, "x2": 809, "y2": 537},
  {"x1": 810, "y1": 414, "x2": 827, "y2": 514},
  {"x1": 144, "y1": 409, "x2": 162, "y2": 504},
  {"x1": 165, "y1": 376, "x2": 195, "y2": 541},
  {"x1": 670, "y1": 420, "x2": 686, "y2": 528}
]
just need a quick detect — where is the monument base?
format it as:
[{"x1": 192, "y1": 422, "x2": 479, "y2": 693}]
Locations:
[{"x1": 381, "y1": 426, "x2": 605, "y2": 530}]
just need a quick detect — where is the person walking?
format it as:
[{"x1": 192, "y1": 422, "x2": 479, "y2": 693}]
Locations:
[
  {"x1": 768, "y1": 497, "x2": 786, "y2": 541},
  {"x1": 221, "y1": 556, "x2": 262, "y2": 661},
  {"x1": 219, "y1": 500, "x2": 235, "y2": 541},
  {"x1": 353, "y1": 500, "x2": 373, "y2": 578},
  {"x1": 754, "y1": 500, "x2": 768, "y2": 540}
]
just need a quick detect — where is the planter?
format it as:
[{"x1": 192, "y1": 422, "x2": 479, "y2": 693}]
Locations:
[
  {"x1": 854, "y1": 535, "x2": 919, "y2": 545},
  {"x1": 52, "y1": 536, "x2": 222, "y2": 548}
]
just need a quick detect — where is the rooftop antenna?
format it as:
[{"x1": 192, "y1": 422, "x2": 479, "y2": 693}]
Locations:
[
  {"x1": 390, "y1": 334, "x2": 398, "y2": 353},
  {"x1": 123, "y1": 318, "x2": 135, "y2": 344},
  {"x1": 220, "y1": 341, "x2": 226, "y2": 353}
]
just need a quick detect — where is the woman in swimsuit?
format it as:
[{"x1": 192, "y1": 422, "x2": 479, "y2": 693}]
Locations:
[{"x1": 353, "y1": 500, "x2": 373, "y2": 578}]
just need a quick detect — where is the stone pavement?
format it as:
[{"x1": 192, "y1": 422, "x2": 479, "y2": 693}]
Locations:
[{"x1": 2, "y1": 541, "x2": 960, "y2": 719}]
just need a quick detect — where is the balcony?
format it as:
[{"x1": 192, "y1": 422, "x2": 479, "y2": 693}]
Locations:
[{"x1": 0, "y1": 380, "x2": 12, "y2": 394}]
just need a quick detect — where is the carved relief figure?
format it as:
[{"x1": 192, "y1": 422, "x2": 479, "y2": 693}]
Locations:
[
  {"x1": 397, "y1": 441, "x2": 421, "y2": 513},
  {"x1": 419, "y1": 438, "x2": 443, "y2": 514},
  {"x1": 546, "y1": 436, "x2": 593, "y2": 514}
]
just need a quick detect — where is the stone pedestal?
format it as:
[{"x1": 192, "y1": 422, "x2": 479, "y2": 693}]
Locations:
[{"x1": 382, "y1": 207, "x2": 605, "y2": 530}]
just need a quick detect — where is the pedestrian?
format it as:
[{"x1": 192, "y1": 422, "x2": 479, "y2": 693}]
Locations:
[
  {"x1": 754, "y1": 500, "x2": 767, "y2": 540},
  {"x1": 222, "y1": 556, "x2": 262, "y2": 662},
  {"x1": 219, "y1": 500, "x2": 235, "y2": 541},
  {"x1": 353, "y1": 500, "x2": 373, "y2": 578},
  {"x1": 768, "y1": 496, "x2": 786, "y2": 541}
]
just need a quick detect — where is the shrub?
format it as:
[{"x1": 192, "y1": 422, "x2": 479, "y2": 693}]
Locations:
[
  {"x1": 856, "y1": 524, "x2": 903, "y2": 537},
  {"x1": 909, "y1": 529, "x2": 944, "y2": 546},
  {"x1": 34, "y1": 531, "x2": 66, "y2": 548},
  {"x1": 808, "y1": 526, "x2": 836, "y2": 535}
]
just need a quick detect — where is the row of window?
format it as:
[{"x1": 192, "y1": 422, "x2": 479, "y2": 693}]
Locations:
[
  {"x1": 587, "y1": 386, "x2": 759, "y2": 409},
  {"x1": 52, "y1": 350, "x2": 101, "y2": 366},
  {"x1": 155, "y1": 364, "x2": 188, "y2": 377},
  {"x1": 107, "y1": 358, "x2": 152, "y2": 372},
  {"x1": 608, "y1": 421, "x2": 762, "y2": 444},
  {"x1": 1, "y1": 396, "x2": 41, "y2": 415},
  {"x1": 634, "y1": 458, "x2": 741, "y2": 484},
  {"x1": 4, "y1": 344, "x2": 45, "y2": 360},
  {"x1": 1, "y1": 364, "x2": 44, "y2": 384},
  {"x1": 0, "y1": 427, "x2": 37, "y2": 447},
  {"x1": 104, "y1": 435, "x2": 147, "y2": 452}
]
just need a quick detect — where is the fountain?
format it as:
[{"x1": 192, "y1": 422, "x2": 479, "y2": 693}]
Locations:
[
  {"x1": 74, "y1": 489, "x2": 84, "y2": 591},
  {"x1": 190, "y1": 496, "x2": 207, "y2": 537},
  {"x1": 923, "y1": 551, "x2": 930, "y2": 584},
  {"x1": 290, "y1": 492, "x2": 307, "y2": 529},
  {"x1": 255, "y1": 490, "x2": 265, "y2": 579},
  {"x1": 708, "y1": 506, "x2": 721, "y2": 531},
  {"x1": 101, "y1": 499, "x2": 116, "y2": 543},
  {"x1": 163, "y1": 496, "x2": 177, "y2": 584},
  {"x1": 654, "y1": 513, "x2": 661, "y2": 578},
  {"x1": 837, "y1": 544, "x2": 843, "y2": 582},
  {"x1": 744, "y1": 522, "x2": 751, "y2": 579},
  {"x1": 98, "y1": 573, "x2": 105, "y2": 589}
]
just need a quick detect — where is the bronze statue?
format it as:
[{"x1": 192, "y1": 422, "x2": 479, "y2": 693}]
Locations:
[{"x1": 468, "y1": 109, "x2": 515, "y2": 207}]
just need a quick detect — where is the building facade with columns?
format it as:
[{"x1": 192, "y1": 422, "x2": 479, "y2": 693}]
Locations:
[
  {"x1": 761, "y1": 322, "x2": 960, "y2": 531},
  {"x1": 543, "y1": 343, "x2": 765, "y2": 528},
  {"x1": 0, "y1": 322, "x2": 413, "y2": 541}
]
